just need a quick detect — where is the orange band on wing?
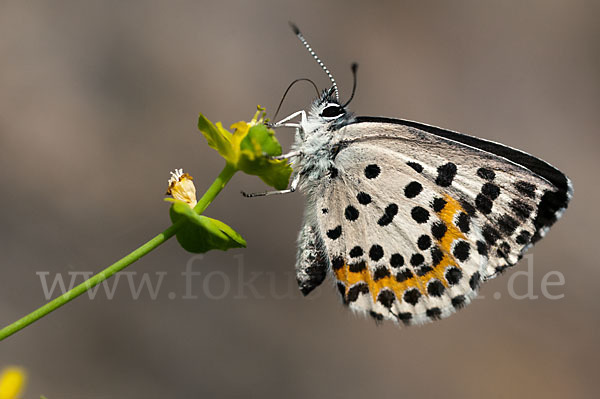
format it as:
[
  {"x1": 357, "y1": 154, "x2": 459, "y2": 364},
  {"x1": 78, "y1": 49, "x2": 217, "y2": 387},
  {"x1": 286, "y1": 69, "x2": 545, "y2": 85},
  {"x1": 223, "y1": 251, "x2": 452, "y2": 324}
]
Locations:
[{"x1": 334, "y1": 194, "x2": 467, "y2": 303}]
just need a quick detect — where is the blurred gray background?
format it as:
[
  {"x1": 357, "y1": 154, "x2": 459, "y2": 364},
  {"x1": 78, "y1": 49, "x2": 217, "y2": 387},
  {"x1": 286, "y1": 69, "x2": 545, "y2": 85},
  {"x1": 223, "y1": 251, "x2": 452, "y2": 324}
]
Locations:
[{"x1": 1, "y1": 1, "x2": 598, "y2": 398}]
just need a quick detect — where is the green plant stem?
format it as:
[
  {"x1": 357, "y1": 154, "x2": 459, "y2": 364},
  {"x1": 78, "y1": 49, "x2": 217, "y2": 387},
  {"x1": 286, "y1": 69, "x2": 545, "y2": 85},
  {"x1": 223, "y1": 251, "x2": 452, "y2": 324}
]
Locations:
[
  {"x1": 194, "y1": 163, "x2": 236, "y2": 214},
  {"x1": 0, "y1": 163, "x2": 237, "y2": 341}
]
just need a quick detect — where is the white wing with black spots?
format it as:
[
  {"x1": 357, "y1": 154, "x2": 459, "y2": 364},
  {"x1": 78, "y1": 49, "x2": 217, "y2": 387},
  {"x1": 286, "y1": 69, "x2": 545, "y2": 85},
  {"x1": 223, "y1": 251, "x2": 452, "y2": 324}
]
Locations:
[
  {"x1": 305, "y1": 143, "x2": 486, "y2": 325},
  {"x1": 293, "y1": 116, "x2": 571, "y2": 326},
  {"x1": 334, "y1": 119, "x2": 572, "y2": 279}
]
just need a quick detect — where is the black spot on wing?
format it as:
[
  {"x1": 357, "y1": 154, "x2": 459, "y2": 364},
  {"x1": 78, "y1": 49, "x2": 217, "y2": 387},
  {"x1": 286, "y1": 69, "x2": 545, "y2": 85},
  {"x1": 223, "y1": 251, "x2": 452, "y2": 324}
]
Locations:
[
  {"x1": 477, "y1": 168, "x2": 495, "y2": 181},
  {"x1": 416, "y1": 266, "x2": 433, "y2": 276},
  {"x1": 369, "y1": 311, "x2": 384, "y2": 322},
  {"x1": 364, "y1": 164, "x2": 381, "y2": 179},
  {"x1": 390, "y1": 254, "x2": 404, "y2": 268},
  {"x1": 403, "y1": 289, "x2": 421, "y2": 305},
  {"x1": 510, "y1": 199, "x2": 533, "y2": 221},
  {"x1": 427, "y1": 280, "x2": 445, "y2": 297},
  {"x1": 426, "y1": 308, "x2": 442, "y2": 320},
  {"x1": 404, "y1": 181, "x2": 423, "y2": 198},
  {"x1": 378, "y1": 203, "x2": 398, "y2": 226},
  {"x1": 373, "y1": 266, "x2": 391, "y2": 281},
  {"x1": 469, "y1": 272, "x2": 481, "y2": 290},
  {"x1": 431, "y1": 247, "x2": 444, "y2": 266},
  {"x1": 326, "y1": 226, "x2": 342, "y2": 240},
  {"x1": 497, "y1": 242, "x2": 511, "y2": 259},
  {"x1": 497, "y1": 214, "x2": 519, "y2": 235},
  {"x1": 431, "y1": 222, "x2": 447, "y2": 240},
  {"x1": 432, "y1": 197, "x2": 447, "y2": 212},
  {"x1": 417, "y1": 235, "x2": 431, "y2": 250},
  {"x1": 515, "y1": 181, "x2": 536, "y2": 198},
  {"x1": 344, "y1": 205, "x2": 359, "y2": 221},
  {"x1": 347, "y1": 283, "x2": 369, "y2": 302},
  {"x1": 436, "y1": 163, "x2": 457, "y2": 187},
  {"x1": 516, "y1": 230, "x2": 531, "y2": 245},
  {"x1": 407, "y1": 162, "x2": 423, "y2": 173},
  {"x1": 476, "y1": 194, "x2": 493, "y2": 214},
  {"x1": 481, "y1": 183, "x2": 501, "y2": 200},
  {"x1": 445, "y1": 267, "x2": 462, "y2": 285},
  {"x1": 411, "y1": 206, "x2": 429, "y2": 223},
  {"x1": 451, "y1": 295, "x2": 466, "y2": 309},
  {"x1": 495, "y1": 265, "x2": 509, "y2": 274},
  {"x1": 482, "y1": 225, "x2": 500, "y2": 245},
  {"x1": 456, "y1": 212, "x2": 470, "y2": 233},
  {"x1": 395, "y1": 269, "x2": 413, "y2": 282},
  {"x1": 377, "y1": 290, "x2": 396, "y2": 308},
  {"x1": 476, "y1": 241, "x2": 488, "y2": 256},
  {"x1": 349, "y1": 246, "x2": 363, "y2": 258},
  {"x1": 369, "y1": 245, "x2": 384, "y2": 261},
  {"x1": 453, "y1": 241, "x2": 471, "y2": 262},
  {"x1": 396, "y1": 312, "x2": 412, "y2": 325},
  {"x1": 356, "y1": 192, "x2": 371, "y2": 205},
  {"x1": 410, "y1": 253, "x2": 424, "y2": 266},
  {"x1": 460, "y1": 200, "x2": 476, "y2": 217},
  {"x1": 349, "y1": 261, "x2": 366, "y2": 273},
  {"x1": 331, "y1": 257, "x2": 344, "y2": 270}
]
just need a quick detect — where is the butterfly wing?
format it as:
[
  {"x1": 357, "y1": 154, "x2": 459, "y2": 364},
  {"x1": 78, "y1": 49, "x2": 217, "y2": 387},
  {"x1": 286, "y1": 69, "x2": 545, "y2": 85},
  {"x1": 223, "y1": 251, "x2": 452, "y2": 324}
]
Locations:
[{"x1": 306, "y1": 117, "x2": 571, "y2": 325}]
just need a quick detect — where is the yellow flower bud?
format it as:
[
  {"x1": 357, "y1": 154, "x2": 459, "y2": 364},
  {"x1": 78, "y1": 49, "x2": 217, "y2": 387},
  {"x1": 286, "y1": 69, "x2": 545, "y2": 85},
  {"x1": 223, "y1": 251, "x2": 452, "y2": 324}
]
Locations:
[{"x1": 0, "y1": 367, "x2": 26, "y2": 399}]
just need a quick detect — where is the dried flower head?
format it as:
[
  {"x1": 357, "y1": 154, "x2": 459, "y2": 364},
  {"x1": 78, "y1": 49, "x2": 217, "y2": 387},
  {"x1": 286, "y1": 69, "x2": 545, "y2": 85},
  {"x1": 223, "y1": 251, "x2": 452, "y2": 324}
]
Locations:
[{"x1": 166, "y1": 169, "x2": 197, "y2": 208}]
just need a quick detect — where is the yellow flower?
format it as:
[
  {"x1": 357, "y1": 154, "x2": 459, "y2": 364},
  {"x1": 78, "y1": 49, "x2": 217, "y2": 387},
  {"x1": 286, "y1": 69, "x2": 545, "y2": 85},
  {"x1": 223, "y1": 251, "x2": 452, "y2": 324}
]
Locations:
[
  {"x1": 0, "y1": 367, "x2": 26, "y2": 399},
  {"x1": 166, "y1": 169, "x2": 197, "y2": 208},
  {"x1": 197, "y1": 106, "x2": 292, "y2": 190}
]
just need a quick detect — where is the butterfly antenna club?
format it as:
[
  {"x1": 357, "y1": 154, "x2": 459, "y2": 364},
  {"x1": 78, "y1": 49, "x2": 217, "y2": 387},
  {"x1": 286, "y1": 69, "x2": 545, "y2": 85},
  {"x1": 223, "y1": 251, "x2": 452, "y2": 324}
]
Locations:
[{"x1": 342, "y1": 63, "x2": 359, "y2": 108}]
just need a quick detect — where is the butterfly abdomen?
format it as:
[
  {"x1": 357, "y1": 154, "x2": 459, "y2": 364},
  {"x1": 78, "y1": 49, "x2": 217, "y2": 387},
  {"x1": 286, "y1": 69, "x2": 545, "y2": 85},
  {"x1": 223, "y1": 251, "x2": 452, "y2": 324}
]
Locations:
[{"x1": 295, "y1": 221, "x2": 328, "y2": 296}]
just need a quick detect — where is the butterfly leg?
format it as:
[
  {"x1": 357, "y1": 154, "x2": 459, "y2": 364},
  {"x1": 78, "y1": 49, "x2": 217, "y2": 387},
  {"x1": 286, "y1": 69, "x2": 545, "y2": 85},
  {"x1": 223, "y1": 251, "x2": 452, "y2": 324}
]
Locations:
[
  {"x1": 241, "y1": 173, "x2": 300, "y2": 198},
  {"x1": 272, "y1": 110, "x2": 307, "y2": 129},
  {"x1": 296, "y1": 221, "x2": 327, "y2": 296},
  {"x1": 267, "y1": 150, "x2": 300, "y2": 160}
]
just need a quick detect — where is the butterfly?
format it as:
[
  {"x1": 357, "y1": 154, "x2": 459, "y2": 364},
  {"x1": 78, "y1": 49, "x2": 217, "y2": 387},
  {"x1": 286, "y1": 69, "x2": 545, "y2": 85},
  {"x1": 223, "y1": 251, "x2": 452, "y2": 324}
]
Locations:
[{"x1": 246, "y1": 24, "x2": 573, "y2": 326}]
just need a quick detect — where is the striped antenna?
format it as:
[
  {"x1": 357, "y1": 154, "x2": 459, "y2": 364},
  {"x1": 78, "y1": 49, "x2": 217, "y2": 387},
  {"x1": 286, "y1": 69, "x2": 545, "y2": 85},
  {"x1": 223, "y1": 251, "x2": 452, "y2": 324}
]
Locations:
[{"x1": 289, "y1": 22, "x2": 339, "y2": 101}]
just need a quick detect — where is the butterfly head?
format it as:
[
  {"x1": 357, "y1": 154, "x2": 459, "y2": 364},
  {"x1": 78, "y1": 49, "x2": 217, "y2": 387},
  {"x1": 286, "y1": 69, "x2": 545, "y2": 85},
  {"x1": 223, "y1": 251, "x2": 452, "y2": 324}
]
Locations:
[
  {"x1": 287, "y1": 25, "x2": 359, "y2": 134},
  {"x1": 306, "y1": 87, "x2": 354, "y2": 131}
]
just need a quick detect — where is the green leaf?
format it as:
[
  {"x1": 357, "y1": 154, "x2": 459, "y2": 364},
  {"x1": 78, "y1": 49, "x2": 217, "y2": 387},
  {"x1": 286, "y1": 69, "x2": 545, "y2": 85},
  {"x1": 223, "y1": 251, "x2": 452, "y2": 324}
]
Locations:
[
  {"x1": 205, "y1": 217, "x2": 246, "y2": 247},
  {"x1": 237, "y1": 123, "x2": 293, "y2": 190},
  {"x1": 198, "y1": 114, "x2": 236, "y2": 164},
  {"x1": 237, "y1": 154, "x2": 292, "y2": 190},
  {"x1": 240, "y1": 123, "x2": 282, "y2": 156},
  {"x1": 169, "y1": 200, "x2": 246, "y2": 253},
  {"x1": 198, "y1": 110, "x2": 293, "y2": 190}
]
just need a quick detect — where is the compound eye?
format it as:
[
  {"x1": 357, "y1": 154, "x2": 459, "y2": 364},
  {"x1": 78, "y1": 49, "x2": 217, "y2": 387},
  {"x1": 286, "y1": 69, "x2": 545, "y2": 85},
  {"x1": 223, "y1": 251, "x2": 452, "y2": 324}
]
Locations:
[{"x1": 320, "y1": 105, "x2": 344, "y2": 118}]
